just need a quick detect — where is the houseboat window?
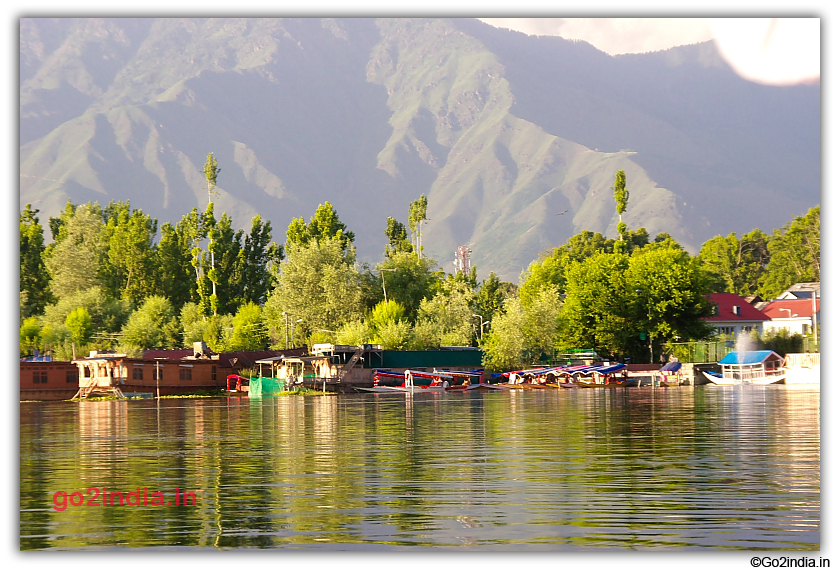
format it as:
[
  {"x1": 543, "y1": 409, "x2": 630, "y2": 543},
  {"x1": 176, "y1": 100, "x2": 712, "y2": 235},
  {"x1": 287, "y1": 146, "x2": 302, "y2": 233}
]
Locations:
[
  {"x1": 133, "y1": 367, "x2": 144, "y2": 380},
  {"x1": 33, "y1": 370, "x2": 48, "y2": 384},
  {"x1": 180, "y1": 368, "x2": 192, "y2": 381},
  {"x1": 66, "y1": 370, "x2": 78, "y2": 384},
  {"x1": 211, "y1": 366, "x2": 216, "y2": 381},
  {"x1": 154, "y1": 368, "x2": 163, "y2": 381},
  {"x1": 84, "y1": 366, "x2": 91, "y2": 378}
]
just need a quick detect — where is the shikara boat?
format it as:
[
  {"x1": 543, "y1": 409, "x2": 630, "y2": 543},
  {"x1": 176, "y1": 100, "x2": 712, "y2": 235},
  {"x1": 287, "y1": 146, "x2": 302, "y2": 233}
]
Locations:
[
  {"x1": 702, "y1": 351, "x2": 786, "y2": 385},
  {"x1": 226, "y1": 374, "x2": 250, "y2": 394},
  {"x1": 355, "y1": 370, "x2": 455, "y2": 393}
]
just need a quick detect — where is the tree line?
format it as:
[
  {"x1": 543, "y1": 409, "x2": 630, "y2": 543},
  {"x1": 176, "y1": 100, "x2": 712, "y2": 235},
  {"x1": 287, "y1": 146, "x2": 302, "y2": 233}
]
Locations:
[{"x1": 20, "y1": 162, "x2": 820, "y2": 370}]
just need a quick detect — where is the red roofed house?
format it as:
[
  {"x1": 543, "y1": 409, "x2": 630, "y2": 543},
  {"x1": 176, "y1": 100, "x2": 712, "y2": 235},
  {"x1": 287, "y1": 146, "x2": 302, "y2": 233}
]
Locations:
[
  {"x1": 760, "y1": 298, "x2": 820, "y2": 336},
  {"x1": 705, "y1": 293, "x2": 770, "y2": 338}
]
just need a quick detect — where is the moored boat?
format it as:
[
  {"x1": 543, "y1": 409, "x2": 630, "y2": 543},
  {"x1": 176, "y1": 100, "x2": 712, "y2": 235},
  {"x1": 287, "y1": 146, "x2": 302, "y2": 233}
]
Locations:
[
  {"x1": 703, "y1": 350, "x2": 786, "y2": 385},
  {"x1": 355, "y1": 370, "x2": 454, "y2": 393}
]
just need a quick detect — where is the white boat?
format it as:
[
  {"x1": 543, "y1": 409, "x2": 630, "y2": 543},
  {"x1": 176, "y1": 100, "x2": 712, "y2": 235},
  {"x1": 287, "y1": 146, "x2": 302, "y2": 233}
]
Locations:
[
  {"x1": 703, "y1": 350, "x2": 786, "y2": 385},
  {"x1": 355, "y1": 370, "x2": 452, "y2": 393}
]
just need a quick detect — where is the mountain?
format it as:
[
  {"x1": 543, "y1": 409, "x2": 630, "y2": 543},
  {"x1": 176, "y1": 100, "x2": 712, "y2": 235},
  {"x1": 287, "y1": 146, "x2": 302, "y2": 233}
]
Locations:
[{"x1": 20, "y1": 18, "x2": 820, "y2": 282}]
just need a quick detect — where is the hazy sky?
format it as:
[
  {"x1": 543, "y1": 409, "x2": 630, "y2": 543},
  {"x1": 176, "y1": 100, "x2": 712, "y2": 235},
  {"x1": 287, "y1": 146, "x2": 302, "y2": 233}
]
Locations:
[{"x1": 479, "y1": 18, "x2": 820, "y2": 86}]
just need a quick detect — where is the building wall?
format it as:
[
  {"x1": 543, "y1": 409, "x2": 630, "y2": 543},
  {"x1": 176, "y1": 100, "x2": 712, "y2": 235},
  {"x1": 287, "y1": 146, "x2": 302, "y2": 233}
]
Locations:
[
  {"x1": 763, "y1": 318, "x2": 815, "y2": 336},
  {"x1": 20, "y1": 361, "x2": 79, "y2": 400},
  {"x1": 75, "y1": 358, "x2": 227, "y2": 395},
  {"x1": 709, "y1": 320, "x2": 765, "y2": 337}
]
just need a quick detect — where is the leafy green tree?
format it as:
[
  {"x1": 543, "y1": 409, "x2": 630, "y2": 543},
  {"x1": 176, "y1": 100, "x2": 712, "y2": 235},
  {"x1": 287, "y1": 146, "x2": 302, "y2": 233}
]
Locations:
[
  {"x1": 560, "y1": 252, "x2": 633, "y2": 358},
  {"x1": 286, "y1": 202, "x2": 355, "y2": 254},
  {"x1": 522, "y1": 286, "x2": 562, "y2": 361},
  {"x1": 375, "y1": 251, "x2": 439, "y2": 322},
  {"x1": 40, "y1": 286, "x2": 131, "y2": 337},
  {"x1": 104, "y1": 203, "x2": 159, "y2": 304},
  {"x1": 240, "y1": 215, "x2": 283, "y2": 306},
  {"x1": 369, "y1": 299, "x2": 406, "y2": 330},
  {"x1": 180, "y1": 302, "x2": 206, "y2": 346},
  {"x1": 647, "y1": 232, "x2": 684, "y2": 251},
  {"x1": 759, "y1": 206, "x2": 820, "y2": 299},
  {"x1": 698, "y1": 229, "x2": 769, "y2": 296},
  {"x1": 20, "y1": 204, "x2": 53, "y2": 318},
  {"x1": 377, "y1": 321, "x2": 414, "y2": 350},
  {"x1": 384, "y1": 216, "x2": 413, "y2": 258},
  {"x1": 43, "y1": 203, "x2": 108, "y2": 300},
  {"x1": 751, "y1": 328, "x2": 804, "y2": 356},
  {"x1": 413, "y1": 279, "x2": 475, "y2": 348},
  {"x1": 20, "y1": 317, "x2": 42, "y2": 357},
  {"x1": 336, "y1": 320, "x2": 371, "y2": 346},
  {"x1": 625, "y1": 248, "x2": 715, "y2": 361},
  {"x1": 519, "y1": 230, "x2": 615, "y2": 303},
  {"x1": 206, "y1": 213, "x2": 244, "y2": 315},
  {"x1": 230, "y1": 303, "x2": 268, "y2": 351},
  {"x1": 265, "y1": 236, "x2": 364, "y2": 346},
  {"x1": 65, "y1": 307, "x2": 93, "y2": 346},
  {"x1": 481, "y1": 297, "x2": 528, "y2": 372},
  {"x1": 120, "y1": 295, "x2": 180, "y2": 352},
  {"x1": 203, "y1": 313, "x2": 235, "y2": 353},
  {"x1": 157, "y1": 222, "x2": 193, "y2": 310},
  {"x1": 561, "y1": 248, "x2": 713, "y2": 361},
  {"x1": 474, "y1": 271, "x2": 515, "y2": 328}
]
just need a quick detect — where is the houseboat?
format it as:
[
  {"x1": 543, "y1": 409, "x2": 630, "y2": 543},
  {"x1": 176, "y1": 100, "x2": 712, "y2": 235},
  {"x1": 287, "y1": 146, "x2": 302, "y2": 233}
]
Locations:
[{"x1": 20, "y1": 356, "x2": 80, "y2": 401}]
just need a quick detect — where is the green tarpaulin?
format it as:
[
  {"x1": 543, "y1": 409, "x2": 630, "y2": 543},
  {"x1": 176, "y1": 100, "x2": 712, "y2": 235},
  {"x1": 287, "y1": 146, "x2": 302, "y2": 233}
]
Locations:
[{"x1": 249, "y1": 377, "x2": 285, "y2": 396}]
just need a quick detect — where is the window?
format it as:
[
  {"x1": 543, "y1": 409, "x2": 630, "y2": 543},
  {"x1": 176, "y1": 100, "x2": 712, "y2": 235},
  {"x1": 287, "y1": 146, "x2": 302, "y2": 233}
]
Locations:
[
  {"x1": 153, "y1": 367, "x2": 163, "y2": 381},
  {"x1": 743, "y1": 326, "x2": 753, "y2": 333},
  {"x1": 211, "y1": 366, "x2": 217, "y2": 381},
  {"x1": 133, "y1": 367, "x2": 144, "y2": 380},
  {"x1": 66, "y1": 370, "x2": 78, "y2": 384},
  {"x1": 33, "y1": 370, "x2": 48, "y2": 384},
  {"x1": 179, "y1": 367, "x2": 192, "y2": 381},
  {"x1": 84, "y1": 366, "x2": 91, "y2": 378}
]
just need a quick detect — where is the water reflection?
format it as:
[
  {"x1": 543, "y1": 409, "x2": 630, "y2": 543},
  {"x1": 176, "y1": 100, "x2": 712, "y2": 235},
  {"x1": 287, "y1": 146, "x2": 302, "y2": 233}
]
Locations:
[{"x1": 20, "y1": 386, "x2": 820, "y2": 550}]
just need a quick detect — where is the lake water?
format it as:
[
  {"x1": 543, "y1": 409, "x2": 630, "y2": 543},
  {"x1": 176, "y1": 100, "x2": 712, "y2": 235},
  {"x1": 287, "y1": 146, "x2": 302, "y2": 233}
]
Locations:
[{"x1": 20, "y1": 385, "x2": 820, "y2": 550}]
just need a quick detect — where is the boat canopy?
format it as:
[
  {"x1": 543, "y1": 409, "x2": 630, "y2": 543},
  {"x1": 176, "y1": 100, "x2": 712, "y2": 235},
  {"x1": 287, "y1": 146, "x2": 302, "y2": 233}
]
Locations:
[
  {"x1": 660, "y1": 362, "x2": 682, "y2": 372},
  {"x1": 719, "y1": 350, "x2": 781, "y2": 365}
]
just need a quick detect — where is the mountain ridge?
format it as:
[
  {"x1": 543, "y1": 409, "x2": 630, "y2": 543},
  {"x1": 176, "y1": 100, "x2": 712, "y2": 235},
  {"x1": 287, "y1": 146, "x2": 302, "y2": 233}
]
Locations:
[{"x1": 20, "y1": 17, "x2": 820, "y2": 281}]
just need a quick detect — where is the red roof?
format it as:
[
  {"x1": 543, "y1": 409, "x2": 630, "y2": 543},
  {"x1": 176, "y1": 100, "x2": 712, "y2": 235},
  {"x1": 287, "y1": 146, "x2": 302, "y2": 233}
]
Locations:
[
  {"x1": 705, "y1": 293, "x2": 770, "y2": 322},
  {"x1": 143, "y1": 349, "x2": 194, "y2": 360},
  {"x1": 761, "y1": 298, "x2": 820, "y2": 319}
]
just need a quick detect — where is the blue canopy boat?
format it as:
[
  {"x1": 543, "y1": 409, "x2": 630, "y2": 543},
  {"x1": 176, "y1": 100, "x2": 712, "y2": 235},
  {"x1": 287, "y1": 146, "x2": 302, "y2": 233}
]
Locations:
[{"x1": 702, "y1": 350, "x2": 786, "y2": 385}]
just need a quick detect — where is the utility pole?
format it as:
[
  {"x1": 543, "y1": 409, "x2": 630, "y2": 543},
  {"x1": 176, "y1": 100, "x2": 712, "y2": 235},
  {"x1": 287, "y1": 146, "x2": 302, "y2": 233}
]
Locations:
[
  {"x1": 282, "y1": 311, "x2": 290, "y2": 349},
  {"x1": 473, "y1": 313, "x2": 489, "y2": 341},
  {"x1": 379, "y1": 268, "x2": 397, "y2": 304},
  {"x1": 154, "y1": 358, "x2": 163, "y2": 399}
]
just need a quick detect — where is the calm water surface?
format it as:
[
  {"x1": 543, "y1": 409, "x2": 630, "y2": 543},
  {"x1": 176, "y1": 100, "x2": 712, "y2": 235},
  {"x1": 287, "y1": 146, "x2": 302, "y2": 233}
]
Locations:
[{"x1": 20, "y1": 386, "x2": 820, "y2": 550}]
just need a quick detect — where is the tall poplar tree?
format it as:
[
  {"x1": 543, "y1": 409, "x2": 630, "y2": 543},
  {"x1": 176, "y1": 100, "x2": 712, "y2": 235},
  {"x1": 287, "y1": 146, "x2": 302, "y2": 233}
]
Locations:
[
  {"x1": 613, "y1": 169, "x2": 629, "y2": 253},
  {"x1": 408, "y1": 194, "x2": 428, "y2": 258}
]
